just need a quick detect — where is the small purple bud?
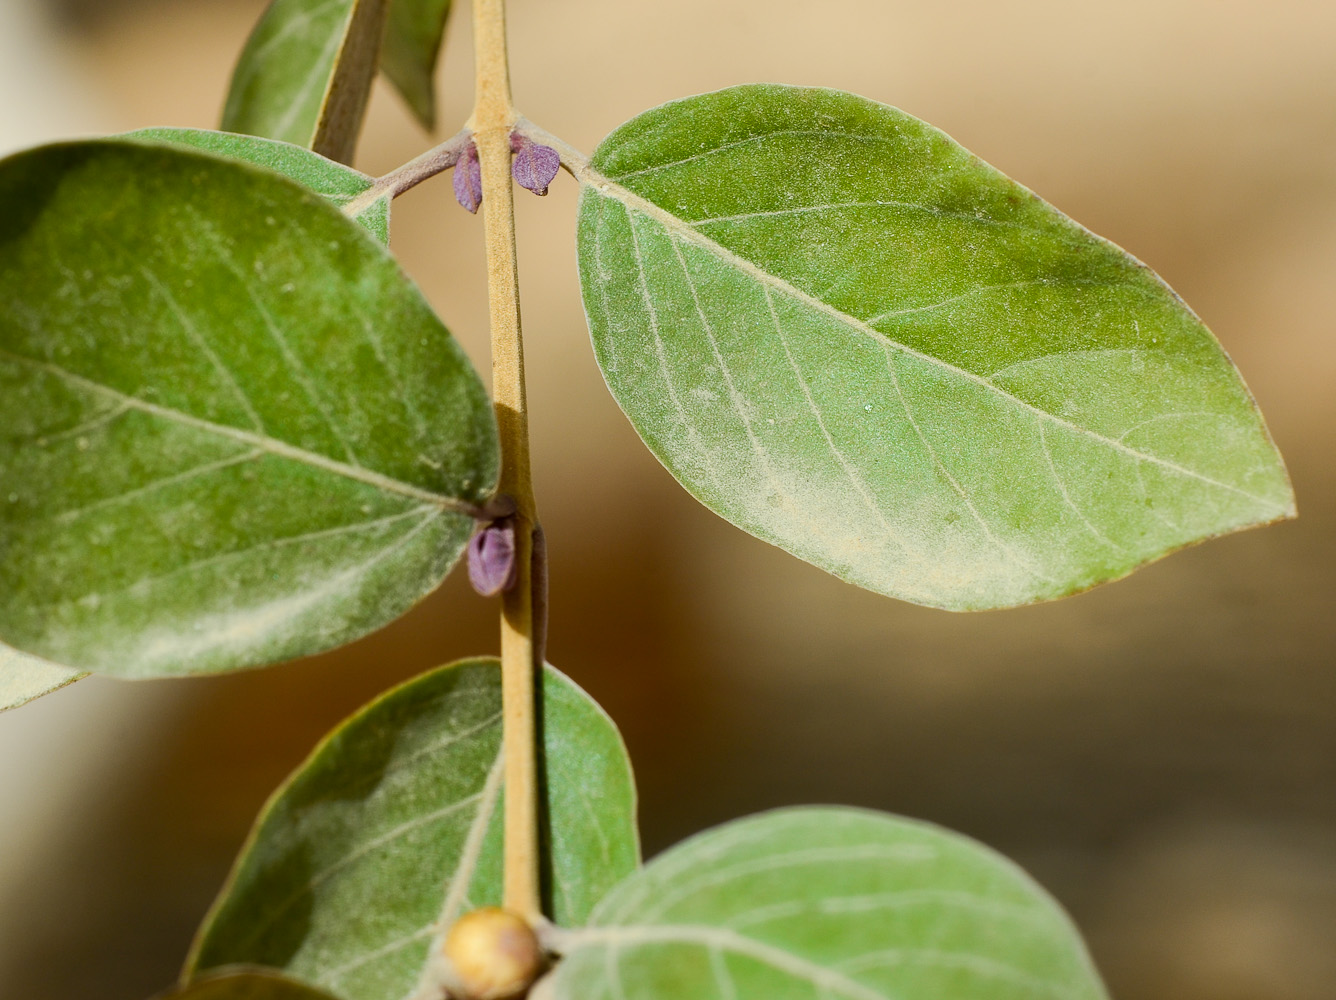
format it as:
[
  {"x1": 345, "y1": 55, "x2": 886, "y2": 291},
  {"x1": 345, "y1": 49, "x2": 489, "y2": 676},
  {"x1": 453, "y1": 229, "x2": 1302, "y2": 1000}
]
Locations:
[
  {"x1": 453, "y1": 143, "x2": 482, "y2": 213},
  {"x1": 509, "y1": 134, "x2": 560, "y2": 196},
  {"x1": 468, "y1": 519, "x2": 517, "y2": 597}
]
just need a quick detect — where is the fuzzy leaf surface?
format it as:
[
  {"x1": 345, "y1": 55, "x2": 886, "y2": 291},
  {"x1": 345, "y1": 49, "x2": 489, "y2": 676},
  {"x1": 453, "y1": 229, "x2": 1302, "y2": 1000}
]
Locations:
[
  {"x1": 223, "y1": 0, "x2": 388, "y2": 163},
  {"x1": 549, "y1": 807, "x2": 1107, "y2": 1000},
  {"x1": 156, "y1": 968, "x2": 343, "y2": 1000},
  {"x1": 576, "y1": 85, "x2": 1293, "y2": 610},
  {"x1": 187, "y1": 659, "x2": 638, "y2": 1000},
  {"x1": 0, "y1": 141, "x2": 496, "y2": 677},
  {"x1": 380, "y1": 0, "x2": 453, "y2": 129},
  {"x1": 0, "y1": 644, "x2": 84, "y2": 712},
  {"x1": 125, "y1": 129, "x2": 390, "y2": 244}
]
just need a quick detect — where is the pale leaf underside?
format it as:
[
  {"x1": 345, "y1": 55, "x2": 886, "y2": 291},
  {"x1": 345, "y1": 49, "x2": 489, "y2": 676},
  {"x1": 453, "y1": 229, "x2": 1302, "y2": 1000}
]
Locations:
[
  {"x1": 187, "y1": 659, "x2": 639, "y2": 1000},
  {"x1": 549, "y1": 808, "x2": 1108, "y2": 1000},
  {"x1": 0, "y1": 643, "x2": 84, "y2": 712},
  {"x1": 577, "y1": 85, "x2": 1293, "y2": 611},
  {"x1": 124, "y1": 129, "x2": 392, "y2": 244}
]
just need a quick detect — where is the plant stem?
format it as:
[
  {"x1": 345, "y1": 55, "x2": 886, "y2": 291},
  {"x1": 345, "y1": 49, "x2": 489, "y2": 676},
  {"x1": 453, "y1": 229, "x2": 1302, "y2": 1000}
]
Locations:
[{"x1": 469, "y1": 0, "x2": 542, "y2": 922}]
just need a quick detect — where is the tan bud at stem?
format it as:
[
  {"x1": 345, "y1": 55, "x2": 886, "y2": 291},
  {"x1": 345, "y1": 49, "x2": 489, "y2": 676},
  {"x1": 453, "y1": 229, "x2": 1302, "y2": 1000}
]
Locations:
[{"x1": 443, "y1": 907, "x2": 546, "y2": 1000}]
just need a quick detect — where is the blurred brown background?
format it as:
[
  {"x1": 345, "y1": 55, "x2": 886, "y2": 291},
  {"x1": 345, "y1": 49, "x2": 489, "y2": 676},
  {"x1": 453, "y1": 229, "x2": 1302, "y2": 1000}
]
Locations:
[{"x1": 1, "y1": 0, "x2": 1333, "y2": 997}]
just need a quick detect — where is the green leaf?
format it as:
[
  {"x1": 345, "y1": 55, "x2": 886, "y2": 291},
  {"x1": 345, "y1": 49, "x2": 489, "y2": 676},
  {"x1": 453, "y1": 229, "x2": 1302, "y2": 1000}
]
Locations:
[
  {"x1": 575, "y1": 85, "x2": 1294, "y2": 611},
  {"x1": 123, "y1": 129, "x2": 391, "y2": 245},
  {"x1": 223, "y1": 0, "x2": 390, "y2": 164},
  {"x1": 547, "y1": 807, "x2": 1107, "y2": 1000},
  {"x1": 381, "y1": 0, "x2": 454, "y2": 130},
  {"x1": 0, "y1": 140, "x2": 497, "y2": 677},
  {"x1": 155, "y1": 968, "x2": 343, "y2": 1000},
  {"x1": 0, "y1": 643, "x2": 84, "y2": 713},
  {"x1": 186, "y1": 658, "x2": 639, "y2": 1000}
]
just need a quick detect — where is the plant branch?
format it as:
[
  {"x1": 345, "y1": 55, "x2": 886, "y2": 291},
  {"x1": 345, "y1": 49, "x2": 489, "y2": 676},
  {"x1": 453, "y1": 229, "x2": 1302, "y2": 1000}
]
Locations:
[
  {"x1": 513, "y1": 120, "x2": 590, "y2": 182},
  {"x1": 469, "y1": 0, "x2": 542, "y2": 923},
  {"x1": 342, "y1": 128, "x2": 473, "y2": 217}
]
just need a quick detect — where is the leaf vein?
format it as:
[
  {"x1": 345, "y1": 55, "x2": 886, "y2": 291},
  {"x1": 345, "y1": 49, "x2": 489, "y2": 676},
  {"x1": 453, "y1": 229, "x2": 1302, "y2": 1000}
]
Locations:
[
  {"x1": 574, "y1": 172, "x2": 1283, "y2": 511},
  {"x1": 0, "y1": 346, "x2": 470, "y2": 510}
]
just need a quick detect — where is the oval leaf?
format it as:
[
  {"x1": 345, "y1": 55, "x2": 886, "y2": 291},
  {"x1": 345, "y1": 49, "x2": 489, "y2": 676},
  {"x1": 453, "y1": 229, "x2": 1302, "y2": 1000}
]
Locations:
[
  {"x1": 0, "y1": 643, "x2": 84, "y2": 713},
  {"x1": 224, "y1": 0, "x2": 389, "y2": 164},
  {"x1": 186, "y1": 658, "x2": 639, "y2": 1000},
  {"x1": 0, "y1": 140, "x2": 497, "y2": 677},
  {"x1": 575, "y1": 85, "x2": 1294, "y2": 611},
  {"x1": 381, "y1": 0, "x2": 454, "y2": 130},
  {"x1": 549, "y1": 807, "x2": 1107, "y2": 1000},
  {"x1": 155, "y1": 968, "x2": 342, "y2": 1000},
  {"x1": 124, "y1": 129, "x2": 391, "y2": 244}
]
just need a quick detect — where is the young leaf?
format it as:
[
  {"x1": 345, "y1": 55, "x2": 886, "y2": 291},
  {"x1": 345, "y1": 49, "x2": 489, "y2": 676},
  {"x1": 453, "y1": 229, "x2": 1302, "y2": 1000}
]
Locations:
[
  {"x1": 547, "y1": 807, "x2": 1107, "y2": 1000},
  {"x1": 124, "y1": 129, "x2": 391, "y2": 244},
  {"x1": 0, "y1": 141, "x2": 497, "y2": 678},
  {"x1": 380, "y1": 0, "x2": 454, "y2": 130},
  {"x1": 575, "y1": 85, "x2": 1294, "y2": 611},
  {"x1": 0, "y1": 644, "x2": 84, "y2": 713},
  {"x1": 186, "y1": 658, "x2": 639, "y2": 1000},
  {"x1": 223, "y1": 0, "x2": 389, "y2": 164},
  {"x1": 155, "y1": 968, "x2": 343, "y2": 1000}
]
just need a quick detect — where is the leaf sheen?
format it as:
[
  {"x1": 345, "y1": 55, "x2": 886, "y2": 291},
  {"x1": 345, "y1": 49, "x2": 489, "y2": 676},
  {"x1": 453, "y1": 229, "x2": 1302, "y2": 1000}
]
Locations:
[
  {"x1": 549, "y1": 807, "x2": 1108, "y2": 1000},
  {"x1": 576, "y1": 85, "x2": 1294, "y2": 611},
  {"x1": 186, "y1": 658, "x2": 639, "y2": 1000},
  {"x1": 0, "y1": 140, "x2": 497, "y2": 677}
]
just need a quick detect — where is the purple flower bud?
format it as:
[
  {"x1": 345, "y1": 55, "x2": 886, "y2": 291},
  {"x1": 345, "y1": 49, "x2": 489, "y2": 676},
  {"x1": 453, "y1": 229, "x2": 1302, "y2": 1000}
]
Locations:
[
  {"x1": 454, "y1": 142, "x2": 482, "y2": 213},
  {"x1": 509, "y1": 134, "x2": 560, "y2": 196},
  {"x1": 468, "y1": 519, "x2": 517, "y2": 597}
]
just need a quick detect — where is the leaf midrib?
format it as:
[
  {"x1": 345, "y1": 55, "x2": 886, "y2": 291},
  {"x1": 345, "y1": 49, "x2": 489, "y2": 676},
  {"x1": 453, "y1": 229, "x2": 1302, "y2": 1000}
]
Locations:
[
  {"x1": 0, "y1": 346, "x2": 474, "y2": 513},
  {"x1": 574, "y1": 162, "x2": 1284, "y2": 511}
]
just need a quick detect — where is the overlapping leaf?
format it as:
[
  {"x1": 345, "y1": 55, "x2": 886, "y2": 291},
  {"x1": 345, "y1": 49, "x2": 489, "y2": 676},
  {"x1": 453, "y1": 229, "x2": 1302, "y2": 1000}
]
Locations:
[
  {"x1": 0, "y1": 644, "x2": 83, "y2": 712},
  {"x1": 223, "y1": 0, "x2": 388, "y2": 163},
  {"x1": 547, "y1": 807, "x2": 1107, "y2": 1000},
  {"x1": 156, "y1": 968, "x2": 342, "y2": 1000},
  {"x1": 381, "y1": 0, "x2": 454, "y2": 129},
  {"x1": 125, "y1": 129, "x2": 391, "y2": 244},
  {"x1": 187, "y1": 658, "x2": 639, "y2": 1000},
  {"x1": 576, "y1": 85, "x2": 1294, "y2": 611},
  {"x1": 0, "y1": 141, "x2": 496, "y2": 677}
]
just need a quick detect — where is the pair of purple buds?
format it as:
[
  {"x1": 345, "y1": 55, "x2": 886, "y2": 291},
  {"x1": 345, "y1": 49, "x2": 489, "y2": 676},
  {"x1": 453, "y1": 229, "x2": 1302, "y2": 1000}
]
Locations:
[{"x1": 453, "y1": 133, "x2": 561, "y2": 214}]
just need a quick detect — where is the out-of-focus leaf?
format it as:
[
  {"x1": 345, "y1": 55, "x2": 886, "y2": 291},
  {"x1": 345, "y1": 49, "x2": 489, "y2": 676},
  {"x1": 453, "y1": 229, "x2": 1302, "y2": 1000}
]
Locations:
[
  {"x1": 381, "y1": 0, "x2": 454, "y2": 130},
  {"x1": 124, "y1": 129, "x2": 390, "y2": 244},
  {"x1": 154, "y1": 967, "x2": 342, "y2": 1000},
  {"x1": 0, "y1": 141, "x2": 497, "y2": 677},
  {"x1": 548, "y1": 807, "x2": 1108, "y2": 1000},
  {"x1": 223, "y1": 0, "x2": 389, "y2": 164},
  {"x1": 575, "y1": 85, "x2": 1294, "y2": 611},
  {"x1": 0, "y1": 643, "x2": 84, "y2": 713},
  {"x1": 186, "y1": 658, "x2": 638, "y2": 1000}
]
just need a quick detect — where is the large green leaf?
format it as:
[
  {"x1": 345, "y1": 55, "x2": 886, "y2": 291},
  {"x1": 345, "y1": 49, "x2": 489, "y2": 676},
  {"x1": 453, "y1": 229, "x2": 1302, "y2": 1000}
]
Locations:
[
  {"x1": 223, "y1": 0, "x2": 389, "y2": 164},
  {"x1": 547, "y1": 807, "x2": 1106, "y2": 1000},
  {"x1": 381, "y1": 0, "x2": 453, "y2": 130},
  {"x1": 155, "y1": 968, "x2": 343, "y2": 1000},
  {"x1": 575, "y1": 85, "x2": 1293, "y2": 611},
  {"x1": 186, "y1": 658, "x2": 639, "y2": 1000},
  {"x1": 0, "y1": 141, "x2": 497, "y2": 677},
  {"x1": 0, "y1": 643, "x2": 83, "y2": 713},
  {"x1": 124, "y1": 129, "x2": 391, "y2": 245}
]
